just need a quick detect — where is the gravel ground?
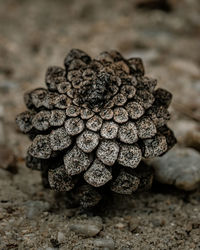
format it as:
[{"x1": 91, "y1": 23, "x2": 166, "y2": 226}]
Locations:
[{"x1": 0, "y1": 0, "x2": 200, "y2": 249}]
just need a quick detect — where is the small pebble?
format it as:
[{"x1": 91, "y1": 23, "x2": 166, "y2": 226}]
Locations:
[
  {"x1": 172, "y1": 119, "x2": 199, "y2": 145},
  {"x1": 115, "y1": 222, "x2": 126, "y2": 229},
  {"x1": 69, "y1": 218, "x2": 103, "y2": 237},
  {"x1": 57, "y1": 232, "x2": 65, "y2": 243},
  {"x1": 92, "y1": 238, "x2": 115, "y2": 249}
]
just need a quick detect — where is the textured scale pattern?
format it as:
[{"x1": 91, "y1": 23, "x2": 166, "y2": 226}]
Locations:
[{"x1": 16, "y1": 49, "x2": 177, "y2": 208}]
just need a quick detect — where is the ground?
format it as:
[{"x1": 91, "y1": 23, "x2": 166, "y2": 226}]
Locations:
[{"x1": 0, "y1": 0, "x2": 200, "y2": 249}]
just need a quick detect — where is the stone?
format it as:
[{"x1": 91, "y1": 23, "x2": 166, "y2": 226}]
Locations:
[
  {"x1": 172, "y1": 119, "x2": 199, "y2": 145},
  {"x1": 57, "y1": 232, "x2": 65, "y2": 243},
  {"x1": 69, "y1": 218, "x2": 103, "y2": 237},
  {"x1": 92, "y1": 238, "x2": 115, "y2": 249},
  {"x1": 152, "y1": 148, "x2": 200, "y2": 191}
]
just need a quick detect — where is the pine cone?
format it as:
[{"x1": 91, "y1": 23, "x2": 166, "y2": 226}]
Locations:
[{"x1": 16, "y1": 49, "x2": 176, "y2": 208}]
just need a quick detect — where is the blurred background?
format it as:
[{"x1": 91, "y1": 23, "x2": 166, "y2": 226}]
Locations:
[
  {"x1": 0, "y1": 0, "x2": 200, "y2": 249},
  {"x1": 0, "y1": 0, "x2": 199, "y2": 150}
]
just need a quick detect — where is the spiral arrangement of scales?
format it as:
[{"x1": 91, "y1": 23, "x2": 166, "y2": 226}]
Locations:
[{"x1": 16, "y1": 49, "x2": 176, "y2": 208}]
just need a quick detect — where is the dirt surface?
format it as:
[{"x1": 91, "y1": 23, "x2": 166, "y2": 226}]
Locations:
[{"x1": 0, "y1": 0, "x2": 200, "y2": 249}]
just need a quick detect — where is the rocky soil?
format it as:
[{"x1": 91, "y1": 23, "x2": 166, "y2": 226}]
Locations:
[{"x1": 0, "y1": 0, "x2": 200, "y2": 249}]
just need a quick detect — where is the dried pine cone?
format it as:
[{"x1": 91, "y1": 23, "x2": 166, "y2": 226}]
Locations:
[{"x1": 16, "y1": 49, "x2": 176, "y2": 208}]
